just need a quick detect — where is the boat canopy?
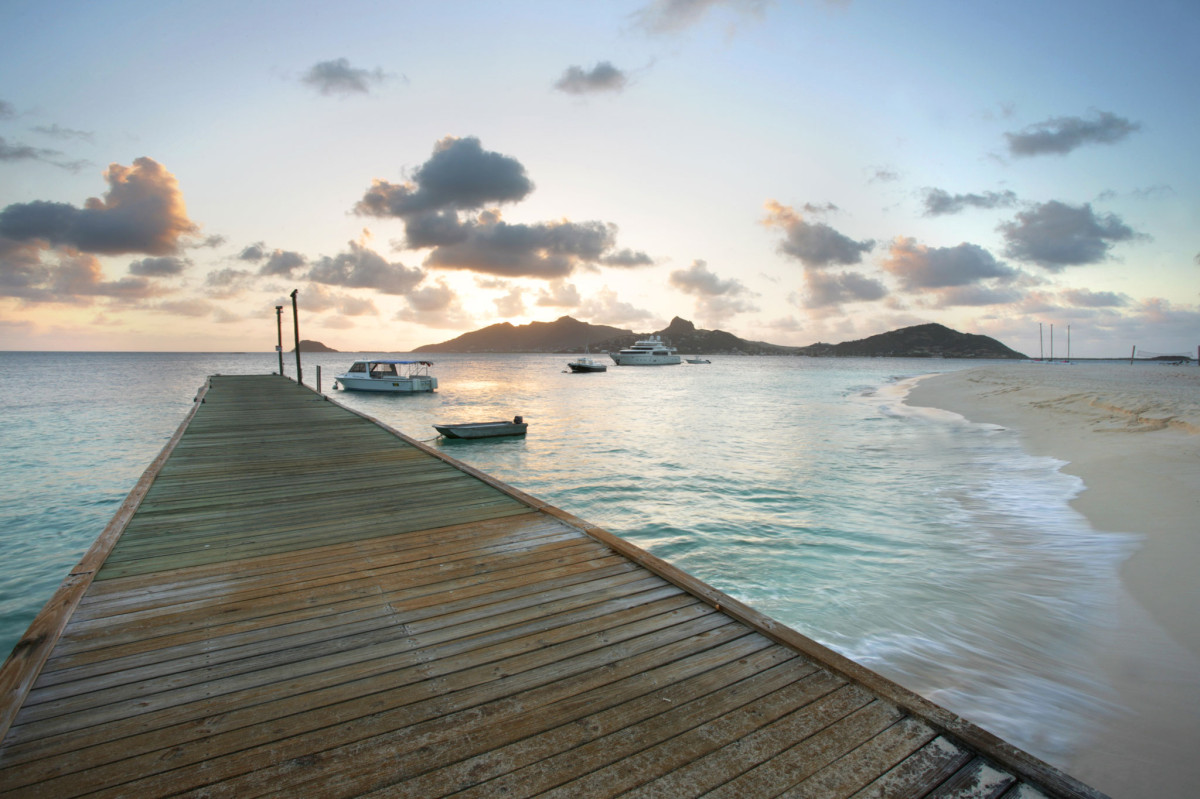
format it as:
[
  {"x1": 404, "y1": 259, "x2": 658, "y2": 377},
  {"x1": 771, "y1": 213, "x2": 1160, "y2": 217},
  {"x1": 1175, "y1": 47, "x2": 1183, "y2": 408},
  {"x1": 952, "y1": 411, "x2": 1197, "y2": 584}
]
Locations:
[{"x1": 359, "y1": 359, "x2": 434, "y2": 366}]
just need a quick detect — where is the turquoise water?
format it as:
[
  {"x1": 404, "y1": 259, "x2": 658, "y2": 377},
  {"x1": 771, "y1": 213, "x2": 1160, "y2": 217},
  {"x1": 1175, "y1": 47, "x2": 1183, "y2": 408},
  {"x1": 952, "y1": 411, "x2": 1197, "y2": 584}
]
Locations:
[{"x1": 0, "y1": 351, "x2": 1136, "y2": 768}]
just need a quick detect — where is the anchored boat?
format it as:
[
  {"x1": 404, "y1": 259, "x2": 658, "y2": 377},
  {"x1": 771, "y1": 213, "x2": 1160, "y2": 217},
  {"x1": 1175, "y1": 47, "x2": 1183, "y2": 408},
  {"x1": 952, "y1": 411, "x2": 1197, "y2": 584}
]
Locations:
[
  {"x1": 334, "y1": 359, "x2": 437, "y2": 392},
  {"x1": 434, "y1": 416, "x2": 528, "y2": 439},
  {"x1": 567, "y1": 356, "x2": 607, "y2": 373},
  {"x1": 609, "y1": 335, "x2": 681, "y2": 366}
]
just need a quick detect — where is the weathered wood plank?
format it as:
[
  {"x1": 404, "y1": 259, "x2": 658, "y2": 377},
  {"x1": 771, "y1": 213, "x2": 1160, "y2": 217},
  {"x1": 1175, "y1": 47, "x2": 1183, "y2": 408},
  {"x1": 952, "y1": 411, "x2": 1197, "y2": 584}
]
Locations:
[
  {"x1": 25, "y1": 615, "x2": 740, "y2": 797},
  {"x1": 369, "y1": 643, "x2": 806, "y2": 799},
  {"x1": 848, "y1": 735, "x2": 974, "y2": 799},
  {"x1": 45, "y1": 541, "x2": 622, "y2": 674},
  {"x1": 927, "y1": 757, "x2": 1020, "y2": 798},
  {"x1": 775, "y1": 715, "x2": 938, "y2": 798},
  {"x1": 9, "y1": 583, "x2": 695, "y2": 737}
]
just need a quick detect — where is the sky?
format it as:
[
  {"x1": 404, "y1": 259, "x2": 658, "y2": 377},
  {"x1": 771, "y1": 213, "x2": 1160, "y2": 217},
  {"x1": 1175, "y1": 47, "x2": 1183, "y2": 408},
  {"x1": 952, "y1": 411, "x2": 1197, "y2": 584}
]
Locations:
[{"x1": 1, "y1": 0, "x2": 1197, "y2": 358}]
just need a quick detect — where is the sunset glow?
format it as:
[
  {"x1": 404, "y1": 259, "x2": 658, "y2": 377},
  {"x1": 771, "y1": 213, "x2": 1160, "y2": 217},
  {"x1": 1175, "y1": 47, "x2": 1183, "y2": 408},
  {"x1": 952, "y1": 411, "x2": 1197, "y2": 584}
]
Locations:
[{"x1": 1, "y1": 1, "x2": 1197, "y2": 356}]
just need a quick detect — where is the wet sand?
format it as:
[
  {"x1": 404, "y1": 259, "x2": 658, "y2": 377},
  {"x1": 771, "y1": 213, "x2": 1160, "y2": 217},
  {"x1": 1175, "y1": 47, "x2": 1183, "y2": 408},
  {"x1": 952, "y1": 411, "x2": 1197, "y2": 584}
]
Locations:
[{"x1": 908, "y1": 361, "x2": 1200, "y2": 799}]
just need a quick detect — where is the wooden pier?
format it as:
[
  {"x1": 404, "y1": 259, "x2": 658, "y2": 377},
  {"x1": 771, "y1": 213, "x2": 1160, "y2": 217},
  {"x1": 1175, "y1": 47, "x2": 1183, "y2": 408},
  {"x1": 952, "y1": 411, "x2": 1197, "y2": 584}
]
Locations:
[{"x1": 0, "y1": 375, "x2": 1104, "y2": 798}]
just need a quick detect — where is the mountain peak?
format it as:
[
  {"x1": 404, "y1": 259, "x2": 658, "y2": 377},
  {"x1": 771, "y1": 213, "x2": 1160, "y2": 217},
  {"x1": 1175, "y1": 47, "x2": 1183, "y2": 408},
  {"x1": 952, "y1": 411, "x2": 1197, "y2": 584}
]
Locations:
[{"x1": 661, "y1": 317, "x2": 697, "y2": 336}]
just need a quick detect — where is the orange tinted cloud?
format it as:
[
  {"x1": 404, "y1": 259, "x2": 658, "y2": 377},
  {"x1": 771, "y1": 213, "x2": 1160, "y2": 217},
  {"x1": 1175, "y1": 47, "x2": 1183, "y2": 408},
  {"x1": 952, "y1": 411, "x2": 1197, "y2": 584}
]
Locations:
[{"x1": 0, "y1": 157, "x2": 198, "y2": 256}]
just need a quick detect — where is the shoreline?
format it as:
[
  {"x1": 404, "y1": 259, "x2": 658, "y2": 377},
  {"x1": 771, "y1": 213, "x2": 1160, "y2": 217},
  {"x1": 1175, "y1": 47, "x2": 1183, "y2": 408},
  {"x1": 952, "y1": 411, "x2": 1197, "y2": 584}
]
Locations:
[{"x1": 906, "y1": 362, "x2": 1200, "y2": 798}]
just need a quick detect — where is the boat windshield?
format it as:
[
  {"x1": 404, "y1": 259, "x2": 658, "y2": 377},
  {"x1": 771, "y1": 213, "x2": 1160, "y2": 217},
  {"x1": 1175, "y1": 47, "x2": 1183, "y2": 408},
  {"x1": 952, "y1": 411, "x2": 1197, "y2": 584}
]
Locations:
[{"x1": 370, "y1": 363, "x2": 398, "y2": 377}]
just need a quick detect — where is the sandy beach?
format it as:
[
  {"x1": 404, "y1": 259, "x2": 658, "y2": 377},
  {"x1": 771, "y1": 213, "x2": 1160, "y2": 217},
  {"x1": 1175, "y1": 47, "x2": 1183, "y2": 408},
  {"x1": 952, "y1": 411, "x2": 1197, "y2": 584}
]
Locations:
[{"x1": 908, "y1": 362, "x2": 1200, "y2": 799}]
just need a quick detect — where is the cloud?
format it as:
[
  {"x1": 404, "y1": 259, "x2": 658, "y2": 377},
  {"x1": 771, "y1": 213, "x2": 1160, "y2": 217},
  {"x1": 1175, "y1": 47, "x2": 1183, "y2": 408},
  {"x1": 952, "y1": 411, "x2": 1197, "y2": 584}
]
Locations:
[
  {"x1": 154, "y1": 299, "x2": 216, "y2": 317},
  {"x1": 396, "y1": 280, "x2": 474, "y2": 328},
  {"x1": 356, "y1": 136, "x2": 534, "y2": 218},
  {"x1": 669, "y1": 259, "x2": 758, "y2": 325},
  {"x1": 307, "y1": 240, "x2": 424, "y2": 294},
  {"x1": 763, "y1": 200, "x2": 875, "y2": 268},
  {"x1": 0, "y1": 157, "x2": 198, "y2": 255},
  {"x1": 358, "y1": 137, "x2": 649, "y2": 280},
  {"x1": 1060, "y1": 288, "x2": 1129, "y2": 308},
  {"x1": 0, "y1": 237, "x2": 49, "y2": 299},
  {"x1": 633, "y1": 0, "x2": 772, "y2": 34},
  {"x1": 0, "y1": 100, "x2": 14, "y2": 119},
  {"x1": 764, "y1": 315, "x2": 803, "y2": 332},
  {"x1": 259, "y1": 249, "x2": 306, "y2": 276},
  {"x1": 422, "y1": 212, "x2": 632, "y2": 279},
  {"x1": 0, "y1": 241, "x2": 162, "y2": 303},
  {"x1": 129, "y1": 256, "x2": 189, "y2": 277},
  {"x1": 669, "y1": 259, "x2": 742, "y2": 296},
  {"x1": 867, "y1": 166, "x2": 900, "y2": 184},
  {"x1": 921, "y1": 188, "x2": 1018, "y2": 216},
  {"x1": 882, "y1": 237, "x2": 1018, "y2": 290},
  {"x1": 578, "y1": 286, "x2": 658, "y2": 327},
  {"x1": 494, "y1": 287, "x2": 526, "y2": 317},
  {"x1": 0, "y1": 136, "x2": 86, "y2": 171},
  {"x1": 0, "y1": 136, "x2": 61, "y2": 163},
  {"x1": 1005, "y1": 110, "x2": 1140, "y2": 157},
  {"x1": 999, "y1": 200, "x2": 1139, "y2": 269},
  {"x1": 801, "y1": 269, "x2": 888, "y2": 309},
  {"x1": 536, "y1": 279, "x2": 582, "y2": 308},
  {"x1": 302, "y1": 58, "x2": 388, "y2": 96},
  {"x1": 601, "y1": 247, "x2": 654, "y2": 267},
  {"x1": 554, "y1": 62, "x2": 629, "y2": 94},
  {"x1": 189, "y1": 234, "x2": 226, "y2": 250},
  {"x1": 1129, "y1": 184, "x2": 1174, "y2": 200},
  {"x1": 32, "y1": 124, "x2": 94, "y2": 143},
  {"x1": 928, "y1": 284, "x2": 1024, "y2": 307},
  {"x1": 474, "y1": 276, "x2": 509, "y2": 290},
  {"x1": 238, "y1": 242, "x2": 266, "y2": 261},
  {"x1": 399, "y1": 210, "x2": 471, "y2": 249},
  {"x1": 203, "y1": 267, "x2": 253, "y2": 298},
  {"x1": 292, "y1": 283, "x2": 379, "y2": 316}
]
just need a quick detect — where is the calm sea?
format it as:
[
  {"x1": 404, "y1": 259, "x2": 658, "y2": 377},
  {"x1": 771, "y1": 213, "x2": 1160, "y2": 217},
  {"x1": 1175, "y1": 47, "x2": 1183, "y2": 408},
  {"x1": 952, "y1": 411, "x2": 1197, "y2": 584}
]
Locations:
[{"x1": 0, "y1": 351, "x2": 1136, "y2": 770}]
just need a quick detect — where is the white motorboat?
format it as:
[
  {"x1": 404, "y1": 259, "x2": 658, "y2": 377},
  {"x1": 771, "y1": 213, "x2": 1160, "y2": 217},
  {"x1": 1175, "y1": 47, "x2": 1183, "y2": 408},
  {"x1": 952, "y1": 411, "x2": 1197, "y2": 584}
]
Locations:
[
  {"x1": 686, "y1": 356, "x2": 711, "y2": 364},
  {"x1": 334, "y1": 359, "x2": 437, "y2": 392},
  {"x1": 567, "y1": 356, "x2": 607, "y2": 373},
  {"x1": 609, "y1": 335, "x2": 681, "y2": 366}
]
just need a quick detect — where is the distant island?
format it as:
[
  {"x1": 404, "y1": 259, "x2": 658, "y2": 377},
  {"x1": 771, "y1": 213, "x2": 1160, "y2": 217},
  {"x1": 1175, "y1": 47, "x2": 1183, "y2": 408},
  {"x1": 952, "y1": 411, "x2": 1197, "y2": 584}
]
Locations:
[
  {"x1": 414, "y1": 316, "x2": 1027, "y2": 359},
  {"x1": 294, "y1": 340, "x2": 339, "y2": 353}
]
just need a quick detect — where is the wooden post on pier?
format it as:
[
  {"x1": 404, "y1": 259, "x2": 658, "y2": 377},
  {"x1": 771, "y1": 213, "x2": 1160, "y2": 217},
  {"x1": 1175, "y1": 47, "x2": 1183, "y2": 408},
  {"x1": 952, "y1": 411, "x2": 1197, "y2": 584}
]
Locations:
[
  {"x1": 1130, "y1": 345, "x2": 1136, "y2": 365},
  {"x1": 275, "y1": 305, "x2": 284, "y2": 375}
]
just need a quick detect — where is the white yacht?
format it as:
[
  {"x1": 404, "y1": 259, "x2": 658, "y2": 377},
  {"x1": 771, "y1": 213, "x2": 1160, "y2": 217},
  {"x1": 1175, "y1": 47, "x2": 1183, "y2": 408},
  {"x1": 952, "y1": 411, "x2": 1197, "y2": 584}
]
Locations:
[
  {"x1": 334, "y1": 359, "x2": 438, "y2": 392},
  {"x1": 609, "y1": 336, "x2": 681, "y2": 366}
]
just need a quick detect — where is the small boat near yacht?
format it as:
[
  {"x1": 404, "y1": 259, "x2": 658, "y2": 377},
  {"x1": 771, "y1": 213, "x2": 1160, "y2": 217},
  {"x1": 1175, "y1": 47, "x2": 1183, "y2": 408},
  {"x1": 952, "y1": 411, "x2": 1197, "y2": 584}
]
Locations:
[
  {"x1": 610, "y1": 335, "x2": 681, "y2": 366},
  {"x1": 434, "y1": 416, "x2": 527, "y2": 439},
  {"x1": 567, "y1": 356, "x2": 607, "y2": 373},
  {"x1": 686, "y1": 356, "x2": 711, "y2": 364},
  {"x1": 334, "y1": 359, "x2": 437, "y2": 392}
]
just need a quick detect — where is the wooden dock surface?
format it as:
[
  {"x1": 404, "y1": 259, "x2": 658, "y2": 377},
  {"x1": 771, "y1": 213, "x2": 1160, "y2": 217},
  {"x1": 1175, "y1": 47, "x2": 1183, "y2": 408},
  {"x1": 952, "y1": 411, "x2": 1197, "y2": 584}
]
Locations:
[{"x1": 0, "y1": 375, "x2": 1105, "y2": 798}]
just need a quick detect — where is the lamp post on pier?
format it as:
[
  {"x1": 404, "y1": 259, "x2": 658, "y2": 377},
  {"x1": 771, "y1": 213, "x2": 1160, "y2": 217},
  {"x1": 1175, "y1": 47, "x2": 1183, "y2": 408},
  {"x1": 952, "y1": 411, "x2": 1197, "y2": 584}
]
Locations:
[{"x1": 290, "y1": 289, "x2": 302, "y2": 385}]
